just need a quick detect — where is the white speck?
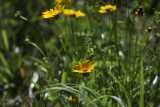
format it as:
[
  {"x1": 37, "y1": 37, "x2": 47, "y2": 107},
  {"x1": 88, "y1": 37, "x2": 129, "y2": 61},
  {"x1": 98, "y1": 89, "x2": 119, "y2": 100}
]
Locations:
[
  {"x1": 152, "y1": 75, "x2": 159, "y2": 85},
  {"x1": 101, "y1": 33, "x2": 105, "y2": 39},
  {"x1": 14, "y1": 47, "x2": 20, "y2": 54}
]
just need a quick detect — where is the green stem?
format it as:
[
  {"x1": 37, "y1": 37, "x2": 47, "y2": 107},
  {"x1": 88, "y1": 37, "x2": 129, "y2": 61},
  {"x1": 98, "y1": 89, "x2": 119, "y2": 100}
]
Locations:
[{"x1": 140, "y1": 50, "x2": 144, "y2": 107}]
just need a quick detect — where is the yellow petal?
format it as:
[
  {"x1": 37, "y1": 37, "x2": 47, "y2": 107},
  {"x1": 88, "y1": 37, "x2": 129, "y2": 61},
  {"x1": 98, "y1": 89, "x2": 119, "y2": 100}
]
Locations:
[
  {"x1": 75, "y1": 11, "x2": 85, "y2": 18},
  {"x1": 72, "y1": 62, "x2": 83, "y2": 73},
  {"x1": 98, "y1": 10, "x2": 106, "y2": 13},
  {"x1": 63, "y1": 9, "x2": 75, "y2": 16}
]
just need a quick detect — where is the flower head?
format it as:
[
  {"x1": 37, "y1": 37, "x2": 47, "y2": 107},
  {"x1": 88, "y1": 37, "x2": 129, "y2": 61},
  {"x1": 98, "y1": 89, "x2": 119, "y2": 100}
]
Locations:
[
  {"x1": 72, "y1": 60, "x2": 96, "y2": 73},
  {"x1": 146, "y1": 26, "x2": 152, "y2": 33},
  {"x1": 63, "y1": 9, "x2": 85, "y2": 18},
  {"x1": 56, "y1": 0, "x2": 72, "y2": 5},
  {"x1": 42, "y1": 4, "x2": 65, "y2": 19},
  {"x1": 56, "y1": 0, "x2": 63, "y2": 3},
  {"x1": 98, "y1": 4, "x2": 117, "y2": 14},
  {"x1": 135, "y1": 6, "x2": 145, "y2": 16}
]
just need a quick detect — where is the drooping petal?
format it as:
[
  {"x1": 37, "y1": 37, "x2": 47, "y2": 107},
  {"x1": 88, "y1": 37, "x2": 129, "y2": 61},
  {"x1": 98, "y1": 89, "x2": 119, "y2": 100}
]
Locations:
[{"x1": 75, "y1": 11, "x2": 86, "y2": 18}]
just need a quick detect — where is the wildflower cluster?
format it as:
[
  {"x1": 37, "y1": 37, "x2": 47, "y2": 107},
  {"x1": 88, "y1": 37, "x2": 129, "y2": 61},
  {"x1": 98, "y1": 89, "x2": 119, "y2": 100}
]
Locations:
[
  {"x1": 2, "y1": 0, "x2": 160, "y2": 106},
  {"x1": 42, "y1": 1, "x2": 117, "y2": 19},
  {"x1": 42, "y1": 1, "x2": 85, "y2": 19}
]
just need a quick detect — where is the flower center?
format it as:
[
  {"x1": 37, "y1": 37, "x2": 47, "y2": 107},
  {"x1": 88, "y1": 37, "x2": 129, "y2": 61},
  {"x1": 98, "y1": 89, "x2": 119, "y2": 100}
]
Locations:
[
  {"x1": 106, "y1": 9, "x2": 112, "y2": 12},
  {"x1": 83, "y1": 68, "x2": 88, "y2": 72}
]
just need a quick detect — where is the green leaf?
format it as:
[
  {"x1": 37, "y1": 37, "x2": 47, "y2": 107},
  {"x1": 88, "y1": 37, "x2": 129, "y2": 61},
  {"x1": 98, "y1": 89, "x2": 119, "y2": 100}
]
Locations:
[
  {"x1": 0, "y1": 52, "x2": 13, "y2": 78},
  {"x1": 61, "y1": 71, "x2": 67, "y2": 84},
  {"x1": 0, "y1": 52, "x2": 8, "y2": 67},
  {"x1": 1, "y1": 29, "x2": 9, "y2": 51}
]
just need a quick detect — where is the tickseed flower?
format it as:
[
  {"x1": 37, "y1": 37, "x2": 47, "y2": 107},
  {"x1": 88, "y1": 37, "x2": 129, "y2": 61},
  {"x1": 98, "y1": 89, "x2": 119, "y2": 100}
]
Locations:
[
  {"x1": 98, "y1": 4, "x2": 117, "y2": 13},
  {"x1": 72, "y1": 60, "x2": 96, "y2": 73},
  {"x1": 56, "y1": 0, "x2": 62, "y2": 3},
  {"x1": 63, "y1": 9, "x2": 86, "y2": 18},
  {"x1": 42, "y1": 4, "x2": 65, "y2": 19},
  {"x1": 56, "y1": 0, "x2": 72, "y2": 5}
]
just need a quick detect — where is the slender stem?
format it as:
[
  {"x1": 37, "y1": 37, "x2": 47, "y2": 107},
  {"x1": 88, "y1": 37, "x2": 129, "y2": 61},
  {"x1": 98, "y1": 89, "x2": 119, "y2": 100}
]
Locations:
[{"x1": 140, "y1": 50, "x2": 144, "y2": 107}]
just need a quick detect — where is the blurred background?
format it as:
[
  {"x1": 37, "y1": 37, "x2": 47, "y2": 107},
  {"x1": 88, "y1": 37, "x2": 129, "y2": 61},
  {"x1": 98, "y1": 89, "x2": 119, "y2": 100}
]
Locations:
[{"x1": 0, "y1": 0, "x2": 160, "y2": 106}]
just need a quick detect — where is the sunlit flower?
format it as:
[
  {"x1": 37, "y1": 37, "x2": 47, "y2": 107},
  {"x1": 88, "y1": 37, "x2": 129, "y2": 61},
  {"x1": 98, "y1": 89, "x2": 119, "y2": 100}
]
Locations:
[
  {"x1": 63, "y1": 9, "x2": 85, "y2": 18},
  {"x1": 72, "y1": 60, "x2": 96, "y2": 73},
  {"x1": 98, "y1": 4, "x2": 117, "y2": 13},
  {"x1": 56, "y1": 0, "x2": 62, "y2": 3},
  {"x1": 42, "y1": 4, "x2": 65, "y2": 19},
  {"x1": 56, "y1": 0, "x2": 72, "y2": 5}
]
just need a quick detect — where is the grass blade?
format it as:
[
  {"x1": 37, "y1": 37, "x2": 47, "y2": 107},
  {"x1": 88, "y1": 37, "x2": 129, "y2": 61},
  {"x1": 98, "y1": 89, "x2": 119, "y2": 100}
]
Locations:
[
  {"x1": 140, "y1": 51, "x2": 144, "y2": 107},
  {"x1": 1, "y1": 29, "x2": 9, "y2": 51},
  {"x1": 25, "y1": 39, "x2": 46, "y2": 57}
]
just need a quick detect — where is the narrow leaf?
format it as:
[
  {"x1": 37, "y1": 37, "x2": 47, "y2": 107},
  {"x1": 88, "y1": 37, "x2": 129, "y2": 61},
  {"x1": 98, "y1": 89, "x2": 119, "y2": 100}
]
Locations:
[{"x1": 1, "y1": 29, "x2": 9, "y2": 51}]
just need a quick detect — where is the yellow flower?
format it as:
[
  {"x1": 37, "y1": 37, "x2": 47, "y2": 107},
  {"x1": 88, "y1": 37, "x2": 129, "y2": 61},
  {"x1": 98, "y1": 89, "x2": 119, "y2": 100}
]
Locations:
[
  {"x1": 42, "y1": 4, "x2": 65, "y2": 19},
  {"x1": 68, "y1": 95, "x2": 79, "y2": 102},
  {"x1": 56, "y1": 0, "x2": 63, "y2": 3},
  {"x1": 63, "y1": 9, "x2": 86, "y2": 18},
  {"x1": 68, "y1": 96, "x2": 73, "y2": 101},
  {"x1": 98, "y1": 4, "x2": 117, "y2": 13},
  {"x1": 56, "y1": 0, "x2": 72, "y2": 5},
  {"x1": 72, "y1": 60, "x2": 96, "y2": 73}
]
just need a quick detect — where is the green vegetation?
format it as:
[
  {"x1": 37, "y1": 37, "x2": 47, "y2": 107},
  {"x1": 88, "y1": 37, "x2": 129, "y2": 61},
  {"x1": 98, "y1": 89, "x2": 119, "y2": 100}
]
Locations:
[{"x1": 0, "y1": 0, "x2": 160, "y2": 106}]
